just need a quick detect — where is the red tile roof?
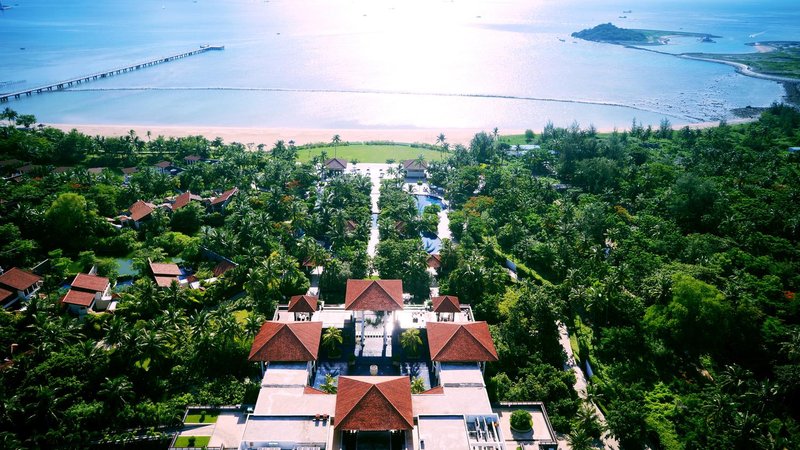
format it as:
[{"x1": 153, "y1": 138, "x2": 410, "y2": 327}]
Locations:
[
  {"x1": 324, "y1": 158, "x2": 348, "y2": 170},
  {"x1": 149, "y1": 261, "x2": 182, "y2": 276},
  {"x1": 288, "y1": 295, "x2": 318, "y2": 313},
  {"x1": 248, "y1": 321, "x2": 322, "y2": 362},
  {"x1": 184, "y1": 155, "x2": 202, "y2": 161},
  {"x1": 345, "y1": 220, "x2": 358, "y2": 232},
  {"x1": 61, "y1": 289, "x2": 95, "y2": 307},
  {"x1": 213, "y1": 260, "x2": 237, "y2": 277},
  {"x1": 171, "y1": 191, "x2": 192, "y2": 211},
  {"x1": 0, "y1": 288, "x2": 14, "y2": 302},
  {"x1": 427, "y1": 254, "x2": 442, "y2": 269},
  {"x1": 154, "y1": 161, "x2": 172, "y2": 169},
  {"x1": 335, "y1": 376, "x2": 413, "y2": 431},
  {"x1": 426, "y1": 322, "x2": 499, "y2": 362},
  {"x1": 0, "y1": 267, "x2": 41, "y2": 291},
  {"x1": 210, "y1": 187, "x2": 238, "y2": 205},
  {"x1": 431, "y1": 295, "x2": 461, "y2": 313},
  {"x1": 87, "y1": 167, "x2": 105, "y2": 174},
  {"x1": 121, "y1": 167, "x2": 139, "y2": 175},
  {"x1": 71, "y1": 273, "x2": 109, "y2": 293},
  {"x1": 129, "y1": 200, "x2": 154, "y2": 222},
  {"x1": 303, "y1": 386, "x2": 330, "y2": 395},
  {"x1": 419, "y1": 386, "x2": 444, "y2": 395},
  {"x1": 345, "y1": 279, "x2": 404, "y2": 311},
  {"x1": 154, "y1": 276, "x2": 179, "y2": 288}
]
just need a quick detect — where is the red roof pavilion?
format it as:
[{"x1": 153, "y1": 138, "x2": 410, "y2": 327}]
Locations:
[
  {"x1": 344, "y1": 279, "x2": 404, "y2": 311},
  {"x1": 426, "y1": 322, "x2": 499, "y2": 362},
  {"x1": 248, "y1": 321, "x2": 322, "y2": 362},
  {"x1": 334, "y1": 376, "x2": 413, "y2": 431}
]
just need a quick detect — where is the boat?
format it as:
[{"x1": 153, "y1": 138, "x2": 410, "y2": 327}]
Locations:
[
  {"x1": 200, "y1": 44, "x2": 225, "y2": 50},
  {"x1": 0, "y1": 0, "x2": 12, "y2": 11},
  {"x1": 622, "y1": 9, "x2": 632, "y2": 13},
  {"x1": 558, "y1": 38, "x2": 565, "y2": 42}
]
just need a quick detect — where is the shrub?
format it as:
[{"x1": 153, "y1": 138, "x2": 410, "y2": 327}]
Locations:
[{"x1": 510, "y1": 410, "x2": 532, "y2": 431}]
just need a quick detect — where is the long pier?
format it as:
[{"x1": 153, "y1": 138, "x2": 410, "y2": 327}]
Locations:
[{"x1": 0, "y1": 45, "x2": 223, "y2": 103}]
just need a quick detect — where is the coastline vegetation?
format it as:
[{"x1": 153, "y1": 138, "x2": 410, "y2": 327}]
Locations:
[
  {"x1": 572, "y1": 23, "x2": 718, "y2": 45},
  {"x1": 0, "y1": 104, "x2": 799, "y2": 448},
  {"x1": 686, "y1": 41, "x2": 800, "y2": 80}
]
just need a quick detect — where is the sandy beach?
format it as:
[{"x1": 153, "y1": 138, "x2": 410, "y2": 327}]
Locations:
[{"x1": 47, "y1": 120, "x2": 752, "y2": 147}]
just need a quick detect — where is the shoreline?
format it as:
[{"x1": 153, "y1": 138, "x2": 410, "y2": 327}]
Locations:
[{"x1": 47, "y1": 120, "x2": 755, "y2": 146}]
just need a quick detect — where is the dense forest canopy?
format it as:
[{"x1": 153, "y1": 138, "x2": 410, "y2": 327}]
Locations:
[{"x1": 0, "y1": 104, "x2": 799, "y2": 449}]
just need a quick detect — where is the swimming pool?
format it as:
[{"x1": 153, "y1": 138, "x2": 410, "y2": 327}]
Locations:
[{"x1": 416, "y1": 195, "x2": 446, "y2": 215}]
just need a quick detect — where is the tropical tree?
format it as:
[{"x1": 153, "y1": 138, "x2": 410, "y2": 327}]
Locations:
[
  {"x1": 410, "y1": 377, "x2": 426, "y2": 394},
  {"x1": 331, "y1": 134, "x2": 341, "y2": 158},
  {"x1": 320, "y1": 374, "x2": 338, "y2": 394},
  {"x1": 322, "y1": 326, "x2": 343, "y2": 358},
  {"x1": 400, "y1": 328, "x2": 422, "y2": 357}
]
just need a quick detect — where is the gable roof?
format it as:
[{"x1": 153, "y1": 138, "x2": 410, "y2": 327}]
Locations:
[
  {"x1": 210, "y1": 187, "x2": 238, "y2": 205},
  {"x1": 52, "y1": 166, "x2": 73, "y2": 174},
  {"x1": 121, "y1": 167, "x2": 139, "y2": 175},
  {"x1": 248, "y1": 321, "x2": 322, "y2": 362},
  {"x1": 345, "y1": 220, "x2": 358, "y2": 232},
  {"x1": 426, "y1": 322, "x2": 498, "y2": 362},
  {"x1": 184, "y1": 155, "x2": 202, "y2": 161},
  {"x1": 87, "y1": 167, "x2": 106, "y2": 175},
  {"x1": 345, "y1": 279, "x2": 404, "y2": 311},
  {"x1": 154, "y1": 161, "x2": 172, "y2": 169},
  {"x1": 0, "y1": 268, "x2": 41, "y2": 291},
  {"x1": 403, "y1": 159, "x2": 428, "y2": 170},
  {"x1": 335, "y1": 376, "x2": 413, "y2": 431},
  {"x1": 419, "y1": 386, "x2": 445, "y2": 395},
  {"x1": 431, "y1": 295, "x2": 461, "y2": 313},
  {"x1": 324, "y1": 158, "x2": 348, "y2": 170},
  {"x1": 154, "y1": 276, "x2": 179, "y2": 288},
  {"x1": 427, "y1": 254, "x2": 442, "y2": 269},
  {"x1": 70, "y1": 273, "x2": 109, "y2": 293},
  {"x1": 0, "y1": 287, "x2": 14, "y2": 303},
  {"x1": 129, "y1": 200, "x2": 154, "y2": 221},
  {"x1": 149, "y1": 261, "x2": 182, "y2": 276},
  {"x1": 61, "y1": 289, "x2": 95, "y2": 307},
  {"x1": 213, "y1": 260, "x2": 238, "y2": 277},
  {"x1": 288, "y1": 294, "x2": 318, "y2": 313},
  {"x1": 171, "y1": 191, "x2": 193, "y2": 211}
]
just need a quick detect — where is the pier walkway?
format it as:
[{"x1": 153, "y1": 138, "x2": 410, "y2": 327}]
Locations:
[{"x1": 0, "y1": 45, "x2": 223, "y2": 103}]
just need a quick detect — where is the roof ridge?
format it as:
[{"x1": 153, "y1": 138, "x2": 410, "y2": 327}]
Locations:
[
  {"x1": 431, "y1": 324, "x2": 461, "y2": 359},
  {"x1": 337, "y1": 379, "x2": 372, "y2": 427},
  {"x1": 282, "y1": 324, "x2": 314, "y2": 360},
  {"x1": 456, "y1": 324, "x2": 495, "y2": 359},
  {"x1": 374, "y1": 380, "x2": 414, "y2": 428}
]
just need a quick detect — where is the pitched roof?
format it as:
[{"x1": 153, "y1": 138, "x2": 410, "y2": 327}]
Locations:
[
  {"x1": 154, "y1": 161, "x2": 172, "y2": 169},
  {"x1": 70, "y1": 273, "x2": 109, "y2": 293},
  {"x1": 121, "y1": 167, "x2": 139, "y2": 175},
  {"x1": 171, "y1": 191, "x2": 193, "y2": 211},
  {"x1": 184, "y1": 155, "x2": 202, "y2": 161},
  {"x1": 210, "y1": 187, "x2": 238, "y2": 205},
  {"x1": 335, "y1": 376, "x2": 413, "y2": 431},
  {"x1": 403, "y1": 159, "x2": 428, "y2": 170},
  {"x1": 344, "y1": 279, "x2": 404, "y2": 311},
  {"x1": 129, "y1": 200, "x2": 154, "y2": 221},
  {"x1": 248, "y1": 321, "x2": 322, "y2": 362},
  {"x1": 61, "y1": 289, "x2": 95, "y2": 307},
  {"x1": 303, "y1": 386, "x2": 330, "y2": 395},
  {"x1": 18, "y1": 164, "x2": 37, "y2": 174},
  {"x1": 213, "y1": 260, "x2": 238, "y2": 277},
  {"x1": 324, "y1": 158, "x2": 348, "y2": 170},
  {"x1": 427, "y1": 254, "x2": 441, "y2": 269},
  {"x1": 52, "y1": 166, "x2": 73, "y2": 174},
  {"x1": 419, "y1": 386, "x2": 445, "y2": 395},
  {"x1": 0, "y1": 287, "x2": 14, "y2": 302},
  {"x1": 0, "y1": 267, "x2": 41, "y2": 291},
  {"x1": 288, "y1": 295, "x2": 318, "y2": 313},
  {"x1": 149, "y1": 261, "x2": 182, "y2": 276},
  {"x1": 431, "y1": 295, "x2": 461, "y2": 313},
  {"x1": 426, "y1": 322, "x2": 499, "y2": 362},
  {"x1": 87, "y1": 167, "x2": 105, "y2": 174},
  {"x1": 345, "y1": 220, "x2": 358, "y2": 232},
  {"x1": 154, "y1": 276, "x2": 179, "y2": 288}
]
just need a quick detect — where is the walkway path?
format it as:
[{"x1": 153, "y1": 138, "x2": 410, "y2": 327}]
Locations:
[{"x1": 557, "y1": 321, "x2": 619, "y2": 450}]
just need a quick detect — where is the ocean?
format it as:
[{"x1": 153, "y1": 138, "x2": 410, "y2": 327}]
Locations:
[{"x1": 0, "y1": 0, "x2": 797, "y2": 130}]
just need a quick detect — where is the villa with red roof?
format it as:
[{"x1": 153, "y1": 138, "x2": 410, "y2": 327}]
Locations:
[
  {"x1": 0, "y1": 267, "x2": 42, "y2": 309},
  {"x1": 149, "y1": 260, "x2": 183, "y2": 288},
  {"x1": 61, "y1": 272, "x2": 112, "y2": 315},
  {"x1": 231, "y1": 278, "x2": 558, "y2": 450},
  {"x1": 170, "y1": 191, "x2": 202, "y2": 211},
  {"x1": 123, "y1": 200, "x2": 155, "y2": 228},
  {"x1": 209, "y1": 187, "x2": 238, "y2": 211},
  {"x1": 402, "y1": 159, "x2": 428, "y2": 179}
]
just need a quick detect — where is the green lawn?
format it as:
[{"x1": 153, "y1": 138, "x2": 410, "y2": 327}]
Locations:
[
  {"x1": 297, "y1": 144, "x2": 446, "y2": 163},
  {"x1": 174, "y1": 435, "x2": 211, "y2": 447},
  {"x1": 184, "y1": 412, "x2": 219, "y2": 424}
]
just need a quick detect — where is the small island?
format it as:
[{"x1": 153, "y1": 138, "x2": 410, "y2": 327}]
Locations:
[{"x1": 572, "y1": 23, "x2": 719, "y2": 45}]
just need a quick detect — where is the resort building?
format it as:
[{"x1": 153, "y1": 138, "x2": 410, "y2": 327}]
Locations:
[
  {"x1": 61, "y1": 272, "x2": 113, "y2": 315},
  {"x1": 0, "y1": 267, "x2": 43, "y2": 309},
  {"x1": 209, "y1": 187, "x2": 239, "y2": 211},
  {"x1": 324, "y1": 158, "x2": 348, "y2": 177},
  {"x1": 123, "y1": 200, "x2": 155, "y2": 228},
  {"x1": 237, "y1": 278, "x2": 558, "y2": 450},
  {"x1": 401, "y1": 160, "x2": 427, "y2": 179},
  {"x1": 149, "y1": 260, "x2": 183, "y2": 288}
]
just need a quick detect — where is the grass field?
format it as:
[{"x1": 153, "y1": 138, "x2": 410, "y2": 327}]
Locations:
[
  {"x1": 296, "y1": 144, "x2": 446, "y2": 163},
  {"x1": 184, "y1": 412, "x2": 219, "y2": 424},
  {"x1": 174, "y1": 435, "x2": 211, "y2": 447}
]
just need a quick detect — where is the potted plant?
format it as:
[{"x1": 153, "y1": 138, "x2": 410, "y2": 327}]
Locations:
[{"x1": 510, "y1": 410, "x2": 533, "y2": 433}]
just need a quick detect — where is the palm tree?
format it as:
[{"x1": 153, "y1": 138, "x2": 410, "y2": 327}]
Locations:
[
  {"x1": 492, "y1": 127, "x2": 499, "y2": 141},
  {"x1": 331, "y1": 134, "x2": 341, "y2": 158},
  {"x1": 98, "y1": 376, "x2": 134, "y2": 411},
  {"x1": 322, "y1": 326, "x2": 343, "y2": 358},
  {"x1": 435, "y1": 133, "x2": 447, "y2": 154},
  {"x1": 401, "y1": 329, "x2": 422, "y2": 356},
  {"x1": 320, "y1": 374, "x2": 338, "y2": 394},
  {"x1": 410, "y1": 377, "x2": 426, "y2": 394}
]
